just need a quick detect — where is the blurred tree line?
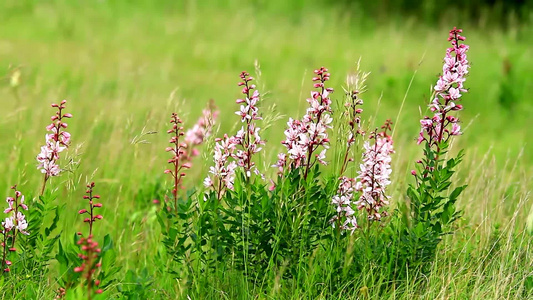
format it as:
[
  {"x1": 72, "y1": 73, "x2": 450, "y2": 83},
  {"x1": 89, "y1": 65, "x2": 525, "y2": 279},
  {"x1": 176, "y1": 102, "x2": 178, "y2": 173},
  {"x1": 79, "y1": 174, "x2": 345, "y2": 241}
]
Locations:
[{"x1": 330, "y1": 0, "x2": 532, "y2": 26}]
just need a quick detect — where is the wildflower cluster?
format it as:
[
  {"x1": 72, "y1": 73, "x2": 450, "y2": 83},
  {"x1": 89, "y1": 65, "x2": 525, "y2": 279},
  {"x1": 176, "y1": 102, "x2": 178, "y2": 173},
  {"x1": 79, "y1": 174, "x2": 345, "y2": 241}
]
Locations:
[
  {"x1": 74, "y1": 236, "x2": 103, "y2": 297},
  {"x1": 276, "y1": 67, "x2": 333, "y2": 178},
  {"x1": 183, "y1": 101, "x2": 219, "y2": 161},
  {"x1": 204, "y1": 72, "x2": 265, "y2": 197},
  {"x1": 75, "y1": 182, "x2": 103, "y2": 297},
  {"x1": 204, "y1": 135, "x2": 239, "y2": 198},
  {"x1": 402, "y1": 29, "x2": 470, "y2": 274},
  {"x1": 36, "y1": 99, "x2": 72, "y2": 194},
  {"x1": 234, "y1": 71, "x2": 265, "y2": 178},
  {"x1": 78, "y1": 182, "x2": 103, "y2": 236},
  {"x1": 164, "y1": 113, "x2": 190, "y2": 206},
  {"x1": 330, "y1": 177, "x2": 358, "y2": 233},
  {"x1": 1, "y1": 185, "x2": 29, "y2": 272},
  {"x1": 418, "y1": 27, "x2": 469, "y2": 149},
  {"x1": 331, "y1": 120, "x2": 394, "y2": 232},
  {"x1": 355, "y1": 120, "x2": 394, "y2": 221},
  {"x1": 330, "y1": 82, "x2": 366, "y2": 234}
]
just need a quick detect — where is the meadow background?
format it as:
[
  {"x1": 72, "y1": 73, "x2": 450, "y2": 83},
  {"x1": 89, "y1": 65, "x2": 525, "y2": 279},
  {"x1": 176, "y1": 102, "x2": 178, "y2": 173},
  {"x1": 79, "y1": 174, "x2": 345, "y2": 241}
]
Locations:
[{"x1": 0, "y1": 0, "x2": 532, "y2": 298}]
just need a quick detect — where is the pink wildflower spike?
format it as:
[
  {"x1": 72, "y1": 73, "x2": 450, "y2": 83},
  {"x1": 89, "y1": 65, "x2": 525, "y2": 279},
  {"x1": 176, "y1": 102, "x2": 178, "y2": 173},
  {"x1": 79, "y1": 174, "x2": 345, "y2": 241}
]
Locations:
[
  {"x1": 75, "y1": 183, "x2": 105, "y2": 297},
  {"x1": 278, "y1": 67, "x2": 333, "y2": 179},
  {"x1": 231, "y1": 72, "x2": 265, "y2": 178},
  {"x1": 37, "y1": 100, "x2": 72, "y2": 195},
  {"x1": 1, "y1": 185, "x2": 29, "y2": 272},
  {"x1": 74, "y1": 235, "x2": 103, "y2": 297},
  {"x1": 205, "y1": 135, "x2": 238, "y2": 199},
  {"x1": 330, "y1": 80, "x2": 367, "y2": 233},
  {"x1": 165, "y1": 113, "x2": 189, "y2": 209},
  {"x1": 183, "y1": 100, "x2": 219, "y2": 162},
  {"x1": 418, "y1": 28, "x2": 469, "y2": 153},
  {"x1": 354, "y1": 120, "x2": 395, "y2": 222},
  {"x1": 80, "y1": 182, "x2": 102, "y2": 236},
  {"x1": 205, "y1": 71, "x2": 265, "y2": 198},
  {"x1": 330, "y1": 176, "x2": 358, "y2": 233}
]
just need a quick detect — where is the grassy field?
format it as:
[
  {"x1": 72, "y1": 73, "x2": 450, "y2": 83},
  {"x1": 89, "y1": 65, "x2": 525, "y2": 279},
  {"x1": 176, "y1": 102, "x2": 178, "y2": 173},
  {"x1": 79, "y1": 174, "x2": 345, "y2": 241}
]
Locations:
[{"x1": 0, "y1": 0, "x2": 532, "y2": 299}]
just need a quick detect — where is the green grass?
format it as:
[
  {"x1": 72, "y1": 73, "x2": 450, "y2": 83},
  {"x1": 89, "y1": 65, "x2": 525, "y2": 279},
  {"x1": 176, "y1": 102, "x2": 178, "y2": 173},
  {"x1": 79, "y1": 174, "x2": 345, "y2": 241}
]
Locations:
[{"x1": 0, "y1": 0, "x2": 532, "y2": 298}]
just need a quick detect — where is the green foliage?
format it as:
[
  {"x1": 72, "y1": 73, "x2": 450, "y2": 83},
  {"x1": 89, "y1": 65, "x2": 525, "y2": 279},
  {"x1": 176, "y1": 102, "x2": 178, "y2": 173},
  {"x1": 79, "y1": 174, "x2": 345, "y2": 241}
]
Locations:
[
  {"x1": 396, "y1": 143, "x2": 466, "y2": 275},
  {"x1": 117, "y1": 269, "x2": 155, "y2": 299},
  {"x1": 156, "y1": 167, "x2": 339, "y2": 288}
]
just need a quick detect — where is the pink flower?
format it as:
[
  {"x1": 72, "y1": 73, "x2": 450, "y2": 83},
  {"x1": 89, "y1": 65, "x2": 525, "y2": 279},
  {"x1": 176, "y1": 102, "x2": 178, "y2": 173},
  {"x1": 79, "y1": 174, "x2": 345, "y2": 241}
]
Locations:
[
  {"x1": 278, "y1": 67, "x2": 334, "y2": 177},
  {"x1": 205, "y1": 72, "x2": 265, "y2": 196},
  {"x1": 272, "y1": 153, "x2": 287, "y2": 174},
  {"x1": 205, "y1": 134, "x2": 238, "y2": 198},
  {"x1": 2, "y1": 187, "x2": 29, "y2": 235},
  {"x1": 2, "y1": 217, "x2": 14, "y2": 231},
  {"x1": 330, "y1": 176, "x2": 358, "y2": 233},
  {"x1": 419, "y1": 28, "x2": 469, "y2": 150},
  {"x1": 354, "y1": 123, "x2": 395, "y2": 222},
  {"x1": 79, "y1": 182, "x2": 102, "y2": 236},
  {"x1": 15, "y1": 212, "x2": 29, "y2": 235},
  {"x1": 36, "y1": 100, "x2": 72, "y2": 181},
  {"x1": 231, "y1": 72, "x2": 265, "y2": 178}
]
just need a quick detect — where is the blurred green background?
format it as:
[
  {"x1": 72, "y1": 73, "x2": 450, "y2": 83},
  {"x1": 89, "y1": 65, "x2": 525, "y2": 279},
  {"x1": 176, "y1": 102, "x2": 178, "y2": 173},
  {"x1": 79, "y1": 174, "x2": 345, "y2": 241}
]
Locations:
[{"x1": 0, "y1": 0, "x2": 531, "y2": 230}]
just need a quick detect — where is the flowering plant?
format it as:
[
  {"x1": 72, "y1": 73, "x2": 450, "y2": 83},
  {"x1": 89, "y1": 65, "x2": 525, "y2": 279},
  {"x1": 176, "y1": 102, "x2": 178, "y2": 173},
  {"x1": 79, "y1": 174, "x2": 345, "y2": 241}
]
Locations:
[
  {"x1": 1, "y1": 185, "x2": 29, "y2": 273},
  {"x1": 276, "y1": 67, "x2": 334, "y2": 179},
  {"x1": 204, "y1": 72, "x2": 265, "y2": 197},
  {"x1": 398, "y1": 27, "x2": 470, "y2": 273},
  {"x1": 37, "y1": 100, "x2": 72, "y2": 195},
  {"x1": 55, "y1": 182, "x2": 118, "y2": 299}
]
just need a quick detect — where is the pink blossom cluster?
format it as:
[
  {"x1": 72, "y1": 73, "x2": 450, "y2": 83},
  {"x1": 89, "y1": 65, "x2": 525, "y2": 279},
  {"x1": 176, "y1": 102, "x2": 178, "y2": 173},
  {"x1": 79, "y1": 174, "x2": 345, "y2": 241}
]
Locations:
[
  {"x1": 184, "y1": 101, "x2": 219, "y2": 159},
  {"x1": 275, "y1": 67, "x2": 333, "y2": 177},
  {"x1": 74, "y1": 182, "x2": 103, "y2": 295},
  {"x1": 204, "y1": 134, "x2": 239, "y2": 198},
  {"x1": 3, "y1": 190, "x2": 29, "y2": 236},
  {"x1": 329, "y1": 89, "x2": 366, "y2": 233},
  {"x1": 205, "y1": 72, "x2": 265, "y2": 198},
  {"x1": 330, "y1": 177, "x2": 358, "y2": 233},
  {"x1": 233, "y1": 71, "x2": 265, "y2": 177},
  {"x1": 418, "y1": 28, "x2": 469, "y2": 147},
  {"x1": 164, "y1": 113, "x2": 190, "y2": 203},
  {"x1": 1, "y1": 185, "x2": 29, "y2": 272},
  {"x1": 36, "y1": 100, "x2": 72, "y2": 179},
  {"x1": 74, "y1": 235, "x2": 103, "y2": 295},
  {"x1": 354, "y1": 121, "x2": 394, "y2": 221},
  {"x1": 78, "y1": 182, "x2": 103, "y2": 236}
]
